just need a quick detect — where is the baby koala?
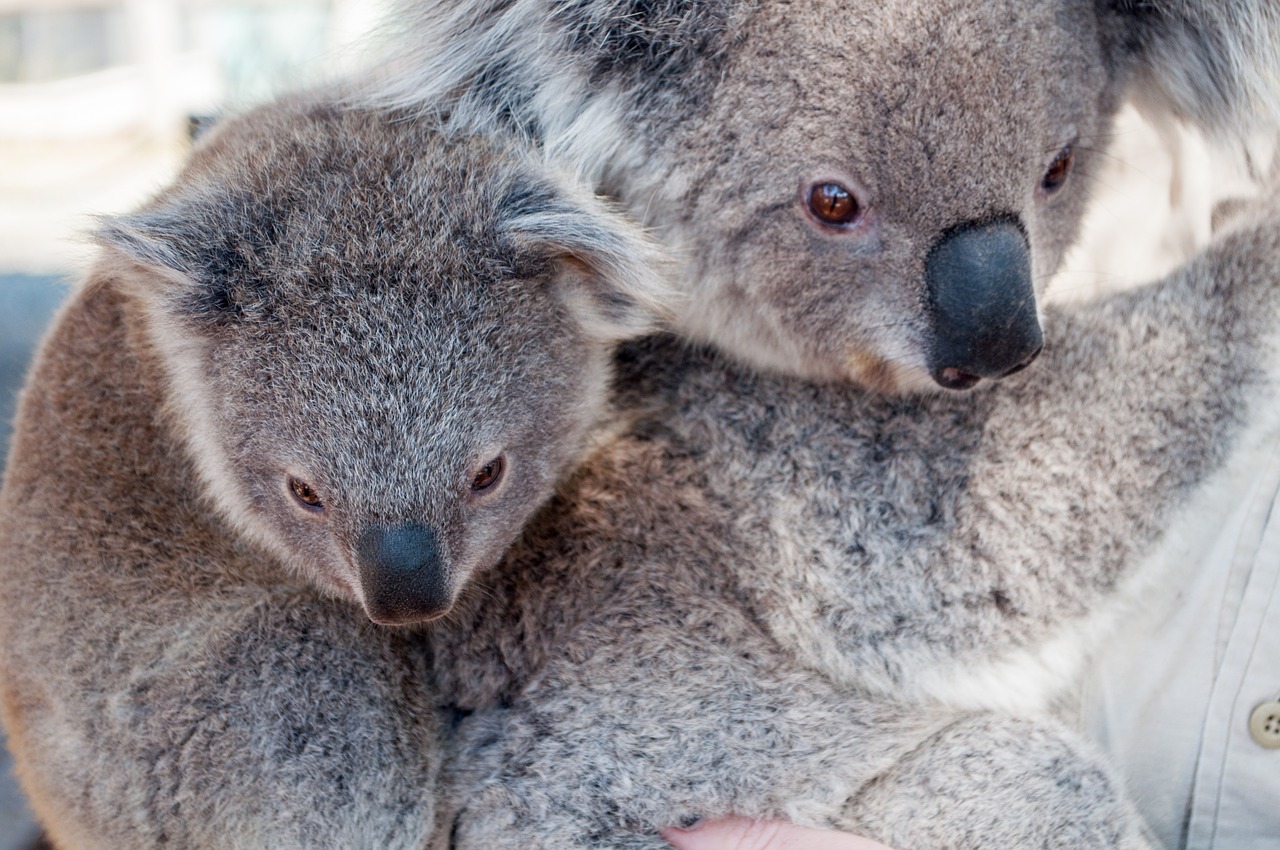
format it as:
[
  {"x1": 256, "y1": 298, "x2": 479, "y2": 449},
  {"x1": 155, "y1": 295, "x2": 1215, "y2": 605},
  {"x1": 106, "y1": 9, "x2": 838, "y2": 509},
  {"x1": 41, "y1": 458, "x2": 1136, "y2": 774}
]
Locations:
[
  {"x1": 98, "y1": 99, "x2": 667, "y2": 626},
  {"x1": 0, "y1": 98, "x2": 670, "y2": 848}
]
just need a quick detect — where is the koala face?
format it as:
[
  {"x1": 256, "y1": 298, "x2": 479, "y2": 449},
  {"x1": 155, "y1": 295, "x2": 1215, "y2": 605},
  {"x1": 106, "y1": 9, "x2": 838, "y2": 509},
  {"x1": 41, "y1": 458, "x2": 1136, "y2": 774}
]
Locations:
[
  {"x1": 390, "y1": 0, "x2": 1279, "y2": 392},
  {"x1": 620, "y1": 1, "x2": 1112, "y2": 391},
  {"x1": 103, "y1": 103, "x2": 670, "y2": 624},
  {"x1": 186, "y1": 257, "x2": 612, "y2": 627}
]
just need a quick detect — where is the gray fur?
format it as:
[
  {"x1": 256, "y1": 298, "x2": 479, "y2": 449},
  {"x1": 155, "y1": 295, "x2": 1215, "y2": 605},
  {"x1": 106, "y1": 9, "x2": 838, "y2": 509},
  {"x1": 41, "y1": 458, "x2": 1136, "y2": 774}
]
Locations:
[
  {"x1": 430, "y1": 204, "x2": 1280, "y2": 849},
  {"x1": 4, "y1": 3, "x2": 1278, "y2": 844},
  {"x1": 1106, "y1": 0, "x2": 1280, "y2": 132},
  {"x1": 0, "y1": 97, "x2": 673, "y2": 848},
  {"x1": 374, "y1": 0, "x2": 1280, "y2": 388}
]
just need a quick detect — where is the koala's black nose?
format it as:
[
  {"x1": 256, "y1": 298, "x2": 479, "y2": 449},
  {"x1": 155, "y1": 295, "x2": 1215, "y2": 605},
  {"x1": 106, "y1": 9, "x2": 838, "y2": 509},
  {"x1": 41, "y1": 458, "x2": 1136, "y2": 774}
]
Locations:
[
  {"x1": 355, "y1": 523, "x2": 451, "y2": 625},
  {"x1": 924, "y1": 218, "x2": 1043, "y2": 390}
]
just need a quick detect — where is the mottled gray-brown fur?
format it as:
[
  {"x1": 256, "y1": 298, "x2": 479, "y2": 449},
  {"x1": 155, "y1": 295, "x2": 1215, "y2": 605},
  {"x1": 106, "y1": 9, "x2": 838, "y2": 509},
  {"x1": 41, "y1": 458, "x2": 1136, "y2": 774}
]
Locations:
[
  {"x1": 4, "y1": 2, "x2": 1279, "y2": 846},
  {"x1": 0, "y1": 98, "x2": 673, "y2": 849},
  {"x1": 431, "y1": 205, "x2": 1280, "y2": 849},
  {"x1": 379, "y1": 0, "x2": 1280, "y2": 389}
]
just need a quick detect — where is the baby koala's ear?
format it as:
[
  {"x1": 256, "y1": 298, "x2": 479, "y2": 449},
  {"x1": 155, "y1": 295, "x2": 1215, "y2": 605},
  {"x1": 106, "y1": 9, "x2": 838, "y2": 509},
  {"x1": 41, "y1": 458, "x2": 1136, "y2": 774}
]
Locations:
[
  {"x1": 502, "y1": 178, "x2": 681, "y2": 342},
  {"x1": 94, "y1": 189, "x2": 273, "y2": 328},
  {"x1": 93, "y1": 200, "x2": 218, "y2": 342},
  {"x1": 1106, "y1": 0, "x2": 1280, "y2": 137},
  {"x1": 95, "y1": 200, "x2": 205, "y2": 290}
]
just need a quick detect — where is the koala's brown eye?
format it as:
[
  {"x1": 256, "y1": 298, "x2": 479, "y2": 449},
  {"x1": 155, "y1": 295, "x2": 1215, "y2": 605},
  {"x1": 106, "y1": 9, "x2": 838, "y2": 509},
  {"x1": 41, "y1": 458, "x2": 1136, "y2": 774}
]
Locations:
[
  {"x1": 806, "y1": 182, "x2": 862, "y2": 226},
  {"x1": 470, "y1": 456, "x2": 505, "y2": 493},
  {"x1": 1040, "y1": 145, "x2": 1074, "y2": 195},
  {"x1": 289, "y1": 478, "x2": 324, "y2": 511}
]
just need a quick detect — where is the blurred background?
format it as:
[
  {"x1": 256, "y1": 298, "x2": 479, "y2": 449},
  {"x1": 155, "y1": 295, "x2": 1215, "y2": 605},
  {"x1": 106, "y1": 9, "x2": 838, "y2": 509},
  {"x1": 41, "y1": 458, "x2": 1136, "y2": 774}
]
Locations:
[{"x1": 0, "y1": 2, "x2": 1275, "y2": 848}]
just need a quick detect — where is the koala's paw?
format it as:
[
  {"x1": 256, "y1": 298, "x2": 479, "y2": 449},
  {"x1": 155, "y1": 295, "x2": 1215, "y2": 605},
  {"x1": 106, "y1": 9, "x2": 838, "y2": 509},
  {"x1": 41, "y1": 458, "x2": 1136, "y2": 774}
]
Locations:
[
  {"x1": 447, "y1": 779, "x2": 684, "y2": 850},
  {"x1": 445, "y1": 784, "x2": 526, "y2": 850},
  {"x1": 841, "y1": 714, "x2": 1155, "y2": 850},
  {"x1": 448, "y1": 783, "x2": 600, "y2": 850}
]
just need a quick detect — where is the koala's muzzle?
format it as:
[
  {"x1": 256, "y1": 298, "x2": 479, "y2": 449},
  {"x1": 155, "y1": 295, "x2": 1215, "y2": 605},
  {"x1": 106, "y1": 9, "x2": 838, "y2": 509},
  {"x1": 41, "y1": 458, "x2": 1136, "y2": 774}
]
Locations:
[
  {"x1": 924, "y1": 219, "x2": 1043, "y2": 390},
  {"x1": 355, "y1": 523, "x2": 452, "y2": 625}
]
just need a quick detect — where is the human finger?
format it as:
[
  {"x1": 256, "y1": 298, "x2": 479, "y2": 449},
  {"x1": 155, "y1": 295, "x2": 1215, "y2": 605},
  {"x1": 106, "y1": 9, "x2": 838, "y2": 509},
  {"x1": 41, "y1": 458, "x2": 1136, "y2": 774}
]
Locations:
[{"x1": 661, "y1": 815, "x2": 897, "y2": 850}]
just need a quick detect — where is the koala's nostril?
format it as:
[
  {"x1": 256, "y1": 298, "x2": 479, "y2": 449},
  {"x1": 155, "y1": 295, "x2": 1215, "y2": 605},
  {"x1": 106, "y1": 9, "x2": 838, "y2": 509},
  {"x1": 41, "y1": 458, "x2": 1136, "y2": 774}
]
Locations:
[
  {"x1": 937, "y1": 368, "x2": 982, "y2": 391},
  {"x1": 355, "y1": 523, "x2": 452, "y2": 625},
  {"x1": 999, "y1": 343, "x2": 1044, "y2": 378}
]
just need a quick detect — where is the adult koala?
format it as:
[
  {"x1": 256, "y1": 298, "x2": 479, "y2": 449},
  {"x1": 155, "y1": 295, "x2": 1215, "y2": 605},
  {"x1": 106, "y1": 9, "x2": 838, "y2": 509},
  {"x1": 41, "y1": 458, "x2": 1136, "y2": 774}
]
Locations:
[
  {"x1": 379, "y1": 0, "x2": 1280, "y2": 389},
  {"x1": 427, "y1": 203, "x2": 1280, "y2": 850},
  {"x1": 369, "y1": 1, "x2": 1280, "y2": 847}
]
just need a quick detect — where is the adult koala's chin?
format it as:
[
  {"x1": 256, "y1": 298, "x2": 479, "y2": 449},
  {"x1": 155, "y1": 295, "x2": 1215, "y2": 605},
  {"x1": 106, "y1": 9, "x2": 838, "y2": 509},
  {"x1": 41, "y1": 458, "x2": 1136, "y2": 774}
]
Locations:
[{"x1": 381, "y1": 0, "x2": 1280, "y2": 391}]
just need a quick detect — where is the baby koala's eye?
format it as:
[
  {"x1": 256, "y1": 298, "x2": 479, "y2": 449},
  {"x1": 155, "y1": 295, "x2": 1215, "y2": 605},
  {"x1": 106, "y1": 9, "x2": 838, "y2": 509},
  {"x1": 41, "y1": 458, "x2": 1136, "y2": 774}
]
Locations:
[
  {"x1": 806, "y1": 181, "x2": 863, "y2": 227},
  {"x1": 470, "y1": 456, "x2": 506, "y2": 493},
  {"x1": 289, "y1": 477, "x2": 325, "y2": 511},
  {"x1": 1039, "y1": 145, "x2": 1074, "y2": 196}
]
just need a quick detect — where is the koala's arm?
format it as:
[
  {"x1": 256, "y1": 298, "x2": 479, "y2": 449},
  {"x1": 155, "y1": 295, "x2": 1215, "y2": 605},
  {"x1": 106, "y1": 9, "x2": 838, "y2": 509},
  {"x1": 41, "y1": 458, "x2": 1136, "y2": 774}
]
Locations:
[
  {"x1": 443, "y1": 621, "x2": 1153, "y2": 850},
  {"x1": 442, "y1": 624, "x2": 938, "y2": 850},
  {"x1": 0, "y1": 284, "x2": 439, "y2": 850},
  {"x1": 875, "y1": 207, "x2": 1280, "y2": 686},
  {"x1": 1001, "y1": 203, "x2": 1280, "y2": 508},
  {"x1": 442, "y1": 593, "x2": 1149, "y2": 850},
  {"x1": 991, "y1": 203, "x2": 1280, "y2": 514}
]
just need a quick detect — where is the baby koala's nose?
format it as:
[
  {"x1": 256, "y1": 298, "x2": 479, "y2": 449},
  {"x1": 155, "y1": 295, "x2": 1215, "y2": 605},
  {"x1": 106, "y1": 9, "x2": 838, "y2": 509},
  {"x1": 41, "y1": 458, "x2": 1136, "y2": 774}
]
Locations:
[{"x1": 355, "y1": 522, "x2": 452, "y2": 625}]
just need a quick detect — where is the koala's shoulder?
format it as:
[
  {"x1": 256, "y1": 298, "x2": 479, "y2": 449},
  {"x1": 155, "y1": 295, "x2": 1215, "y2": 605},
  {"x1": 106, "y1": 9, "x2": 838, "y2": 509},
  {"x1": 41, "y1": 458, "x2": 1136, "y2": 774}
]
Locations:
[
  {"x1": 0, "y1": 270, "x2": 256, "y2": 598},
  {"x1": 6, "y1": 278, "x2": 149, "y2": 494}
]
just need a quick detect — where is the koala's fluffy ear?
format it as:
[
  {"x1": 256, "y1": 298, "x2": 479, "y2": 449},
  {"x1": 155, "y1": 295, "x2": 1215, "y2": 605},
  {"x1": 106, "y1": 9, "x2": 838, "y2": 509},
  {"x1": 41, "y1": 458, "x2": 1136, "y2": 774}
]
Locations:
[
  {"x1": 502, "y1": 180, "x2": 680, "y2": 342},
  {"x1": 1107, "y1": 0, "x2": 1280, "y2": 136},
  {"x1": 96, "y1": 203, "x2": 203, "y2": 286},
  {"x1": 95, "y1": 191, "x2": 272, "y2": 327}
]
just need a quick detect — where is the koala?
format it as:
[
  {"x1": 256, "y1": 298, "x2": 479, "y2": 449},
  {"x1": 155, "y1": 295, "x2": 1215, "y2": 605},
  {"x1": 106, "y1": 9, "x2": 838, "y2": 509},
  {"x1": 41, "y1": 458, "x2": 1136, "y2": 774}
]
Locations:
[
  {"x1": 379, "y1": 0, "x2": 1280, "y2": 390},
  {"x1": 0, "y1": 97, "x2": 672, "y2": 849},
  {"x1": 429, "y1": 205, "x2": 1280, "y2": 850}
]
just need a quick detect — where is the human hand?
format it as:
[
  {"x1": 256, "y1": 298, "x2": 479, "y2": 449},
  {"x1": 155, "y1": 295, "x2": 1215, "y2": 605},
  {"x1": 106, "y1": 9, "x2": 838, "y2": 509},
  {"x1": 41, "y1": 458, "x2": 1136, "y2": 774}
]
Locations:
[{"x1": 662, "y1": 816, "x2": 897, "y2": 850}]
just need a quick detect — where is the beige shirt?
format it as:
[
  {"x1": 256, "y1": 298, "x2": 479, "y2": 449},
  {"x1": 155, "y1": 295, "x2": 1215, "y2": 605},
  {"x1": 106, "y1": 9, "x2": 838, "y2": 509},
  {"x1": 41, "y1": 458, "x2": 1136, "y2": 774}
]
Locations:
[
  {"x1": 1061, "y1": 109, "x2": 1280, "y2": 850},
  {"x1": 1078, "y1": 429, "x2": 1280, "y2": 849}
]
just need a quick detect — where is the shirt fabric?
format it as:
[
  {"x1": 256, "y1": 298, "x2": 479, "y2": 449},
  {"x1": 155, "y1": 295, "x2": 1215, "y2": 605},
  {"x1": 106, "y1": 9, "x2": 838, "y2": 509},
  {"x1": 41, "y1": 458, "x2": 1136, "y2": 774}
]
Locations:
[{"x1": 1078, "y1": 427, "x2": 1280, "y2": 849}]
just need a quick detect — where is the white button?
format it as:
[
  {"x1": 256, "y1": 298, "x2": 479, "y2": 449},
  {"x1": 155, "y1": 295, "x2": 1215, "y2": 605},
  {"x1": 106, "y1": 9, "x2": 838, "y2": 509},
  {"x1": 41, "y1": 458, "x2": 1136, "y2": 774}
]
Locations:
[{"x1": 1248, "y1": 700, "x2": 1280, "y2": 749}]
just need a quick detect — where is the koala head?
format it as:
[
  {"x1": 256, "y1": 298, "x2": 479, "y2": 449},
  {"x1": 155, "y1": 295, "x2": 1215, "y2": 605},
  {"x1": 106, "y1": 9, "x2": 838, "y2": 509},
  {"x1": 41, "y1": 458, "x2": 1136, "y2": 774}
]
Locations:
[
  {"x1": 386, "y1": 0, "x2": 1280, "y2": 391},
  {"x1": 606, "y1": 0, "x2": 1280, "y2": 391},
  {"x1": 99, "y1": 101, "x2": 672, "y2": 625}
]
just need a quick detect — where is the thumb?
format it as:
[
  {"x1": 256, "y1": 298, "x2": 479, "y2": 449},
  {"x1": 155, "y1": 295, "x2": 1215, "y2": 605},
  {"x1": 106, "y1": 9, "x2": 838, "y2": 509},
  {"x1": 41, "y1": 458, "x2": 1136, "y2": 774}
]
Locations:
[{"x1": 661, "y1": 816, "x2": 897, "y2": 850}]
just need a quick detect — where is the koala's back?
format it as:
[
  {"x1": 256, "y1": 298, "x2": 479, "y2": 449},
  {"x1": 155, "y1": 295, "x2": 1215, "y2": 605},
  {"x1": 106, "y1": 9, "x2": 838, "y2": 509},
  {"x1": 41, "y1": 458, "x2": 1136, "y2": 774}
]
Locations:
[{"x1": 0, "y1": 282, "x2": 239, "y2": 634}]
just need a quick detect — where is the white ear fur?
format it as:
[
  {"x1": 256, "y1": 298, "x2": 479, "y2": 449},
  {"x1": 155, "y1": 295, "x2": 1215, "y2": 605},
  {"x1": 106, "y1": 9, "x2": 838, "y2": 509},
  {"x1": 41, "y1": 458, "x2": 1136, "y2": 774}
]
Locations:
[
  {"x1": 504, "y1": 175, "x2": 682, "y2": 342},
  {"x1": 360, "y1": 0, "x2": 637, "y2": 185},
  {"x1": 96, "y1": 207, "x2": 295, "y2": 566},
  {"x1": 92, "y1": 197, "x2": 233, "y2": 315},
  {"x1": 1114, "y1": 0, "x2": 1280, "y2": 138}
]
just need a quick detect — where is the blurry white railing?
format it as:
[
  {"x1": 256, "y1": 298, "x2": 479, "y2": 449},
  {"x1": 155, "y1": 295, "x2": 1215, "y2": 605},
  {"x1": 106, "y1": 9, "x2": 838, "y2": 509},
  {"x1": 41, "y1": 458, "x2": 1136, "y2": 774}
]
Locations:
[{"x1": 0, "y1": 0, "x2": 388, "y2": 274}]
